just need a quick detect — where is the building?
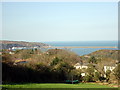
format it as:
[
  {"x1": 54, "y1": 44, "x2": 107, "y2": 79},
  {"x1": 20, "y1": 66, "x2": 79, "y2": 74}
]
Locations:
[
  {"x1": 104, "y1": 65, "x2": 116, "y2": 73},
  {"x1": 74, "y1": 63, "x2": 88, "y2": 69},
  {"x1": 9, "y1": 51, "x2": 15, "y2": 54},
  {"x1": 81, "y1": 73, "x2": 86, "y2": 77},
  {"x1": 13, "y1": 59, "x2": 28, "y2": 65},
  {"x1": 74, "y1": 62, "x2": 117, "y2": 78},
  {"x1": 12, "y1": 47, "x2": 26, "y2": 50}
]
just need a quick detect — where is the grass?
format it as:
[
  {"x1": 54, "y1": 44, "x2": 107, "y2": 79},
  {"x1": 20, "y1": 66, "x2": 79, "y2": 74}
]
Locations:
[{"x1": 1, "y1": 83, "x2": 118, "y2": 88}]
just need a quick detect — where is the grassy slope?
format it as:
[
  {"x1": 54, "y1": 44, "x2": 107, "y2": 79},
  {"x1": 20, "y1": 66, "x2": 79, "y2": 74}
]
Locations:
[{"x1": 2, "y1": 83, "x2": 117, "y2": 88}]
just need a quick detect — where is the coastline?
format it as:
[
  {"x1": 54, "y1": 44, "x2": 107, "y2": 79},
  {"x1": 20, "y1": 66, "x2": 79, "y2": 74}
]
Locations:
[{"x1": 43, "y1": 46, "x2": 118, "y2": 49}]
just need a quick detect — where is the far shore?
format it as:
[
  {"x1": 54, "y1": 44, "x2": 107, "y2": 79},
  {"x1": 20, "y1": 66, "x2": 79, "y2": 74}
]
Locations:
[{"x1": 43, "y1": 46, "x2": 118, "y2": 49}]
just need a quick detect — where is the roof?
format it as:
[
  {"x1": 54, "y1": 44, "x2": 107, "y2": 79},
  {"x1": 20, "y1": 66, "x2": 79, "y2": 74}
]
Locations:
[
  {"x1": 15, "y1": 60, "x2": 27, "y2": 63},
  {"x1": 74, "y1": 63, "x2": 89, "y2": 66}
]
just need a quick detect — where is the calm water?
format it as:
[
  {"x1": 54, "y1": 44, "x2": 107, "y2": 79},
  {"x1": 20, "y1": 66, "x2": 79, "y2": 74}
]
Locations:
[{"x1": 42, "y1": 41, "x2": 118, "y2": 56}]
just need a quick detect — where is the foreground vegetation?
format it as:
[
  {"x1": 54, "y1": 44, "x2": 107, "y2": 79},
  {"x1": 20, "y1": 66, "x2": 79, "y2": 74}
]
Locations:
[
  {"x1": 1, "y1": 48, "x2": 120, "y2": 88},
  {"x1": 2, "y1": 83, "x2": 116, "y2": 88}
]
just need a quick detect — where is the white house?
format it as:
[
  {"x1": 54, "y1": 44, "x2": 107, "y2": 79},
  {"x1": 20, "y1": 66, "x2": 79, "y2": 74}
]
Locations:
[
  {"x1": 74, "y1": 63, "x2": 88, "y2": 69},
  {"x1": 74, "y1": 63, "x2": 117, "y2": 78},
  {"x1": 104, "y1": 65, "x2": 115, "y2": 73},
  {"x1": 12, "y1": 47, "x2": 26, "y2": 50},
  {"x1": 9, "y1": 51, "x2": 15, "y2": 54},
  {"x1": 81, "y1": 73, "x2": 86, "y2": 77}
]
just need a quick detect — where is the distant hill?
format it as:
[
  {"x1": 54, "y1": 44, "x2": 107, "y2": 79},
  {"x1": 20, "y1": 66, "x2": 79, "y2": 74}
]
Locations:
[
  {"x1": 88, "y1": 49, "x2": 118, "y2": 60},
  {"x1": 80, "y1": 49, "x2": 119, "y2": 66},
  {"x1": 0, "y1": 40, "x2": 49, "y2": 49},
  {"x1": 81, "y1": 49, "x2": 118, "y2": 61}
]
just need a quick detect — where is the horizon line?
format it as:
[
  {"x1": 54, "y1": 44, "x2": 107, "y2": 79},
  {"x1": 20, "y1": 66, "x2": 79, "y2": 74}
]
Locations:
[{"x1": 1, "y1": 39, "x2": 118, "y2": 42}]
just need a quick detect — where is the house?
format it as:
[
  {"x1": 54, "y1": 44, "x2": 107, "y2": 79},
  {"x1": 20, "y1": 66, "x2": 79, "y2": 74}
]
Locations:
[
  {"x1": 81, "y1": 73, "x2": 86, "y2": 77},
  {"x1": 74, "y1": 62, "x2": 117, "y2": 78},
  {"x1": 104, "y1": 65, "x2": 116, "y2": 73},
  {"x1": 74, "y1": 63, "x2": 89, "y2": 77},
  {"x1": 12, "y1": 47, "x2": 26, "y2": 50},
  {"x1": 13, "y1": 59, "x2": 28, "y2": 65},
  {"x1": 9, "y1": 51, "x2": 14, "y2": 54},
  {"x1": 74, "y1": 63, "x2": 88, "y2": 69},
  {"x1": 103, "y1": 65, "x2": 116, "y2": 77}
]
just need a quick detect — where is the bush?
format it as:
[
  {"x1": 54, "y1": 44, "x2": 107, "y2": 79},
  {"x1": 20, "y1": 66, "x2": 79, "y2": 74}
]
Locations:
[{"x1": 83, "y1": 75, "x2": 93, "y2": 82}]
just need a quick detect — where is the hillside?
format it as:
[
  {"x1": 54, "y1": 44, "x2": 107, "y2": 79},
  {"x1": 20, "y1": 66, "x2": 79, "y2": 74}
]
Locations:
[
  {"x1": 80, "y1": 49, "x2": 119, "y2": 66},
  {"x1": 2, "y1": 48, "x2": 119, "y2": 84},
  {"x1": 87, "y1": 49, "x2": 118, "y2": 60},
  {"x1": 81, "y1": 49, "x2": 118, "y2": 59},
  {"x1": 0, "y1": 40, "x2": 49, "y2": 49}
]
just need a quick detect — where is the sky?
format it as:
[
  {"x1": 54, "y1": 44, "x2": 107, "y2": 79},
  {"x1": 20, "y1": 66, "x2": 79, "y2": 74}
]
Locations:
[{"x1": 2, "y1": 2, "x2": 118, "y2": 42}]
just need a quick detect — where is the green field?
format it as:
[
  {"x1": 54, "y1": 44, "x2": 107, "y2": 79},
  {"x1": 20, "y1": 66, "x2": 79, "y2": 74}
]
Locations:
[{"x1": 1, "y1": 83, "x2": 117, "y2": 88}]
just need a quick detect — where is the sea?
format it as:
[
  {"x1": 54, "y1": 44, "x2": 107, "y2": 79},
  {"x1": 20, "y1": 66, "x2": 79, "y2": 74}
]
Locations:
[{"x1": 42, "y1": 41, "x2": 118, "y2": 56}]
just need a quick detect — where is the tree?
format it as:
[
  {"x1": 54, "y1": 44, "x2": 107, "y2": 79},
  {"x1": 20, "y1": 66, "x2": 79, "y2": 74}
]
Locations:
[
  {"x1": 67, "y1": 69, "x2": 81, "y2": 84},
  {"x1": 88, "y1": 56, "x2": 97, "y2": 64},
  {"x1": 94, "y1": 72, "x2": 101, "y2": 82},
  {"x1": 114, "y1": 63, "x2": 120, "y2": 84},
  {"x1": 84, "y1": 64, "x2": 96, "y2": 82},
  {"x1": 109, "y1": 72, "x2": 118, "y2": 84},
  {"x1": 86, "y1": 64, "x2": 95, "y2": 76},
  {"x1": 83, "y1": 75, "x2": 93, "y2": 82},
  {"x1": 50, "y1": 57, "x2": 62, "y2": 66},
  {"x1": 30, "y1": 49, "x2": 34, "y2": 54},
  {"x1": 17, "y1": 49, "x2": 33, "y2": 59},
  {"x1": 106, "y1": 70, "x2": 111, "y2": 82},
  {"x1": 55, "y1": 62, "x2": 74, "y2": 80}
]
